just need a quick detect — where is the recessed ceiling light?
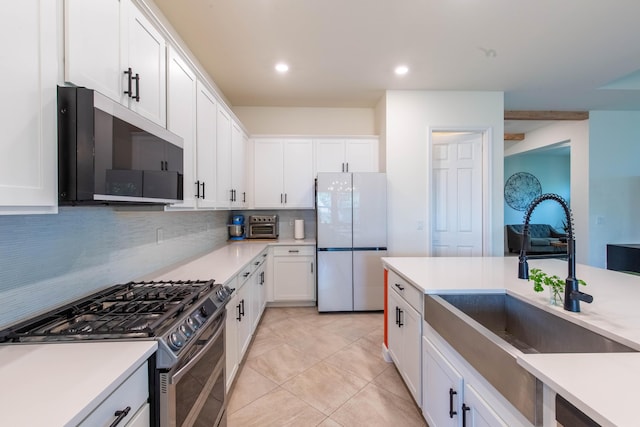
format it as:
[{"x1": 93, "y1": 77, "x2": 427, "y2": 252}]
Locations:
[
  {"x1": 394, "y1": 65, "x2": 409, "y2": 76},
  {"x1": 275, "y1": 63, "x2": 289, "y2": 73}
]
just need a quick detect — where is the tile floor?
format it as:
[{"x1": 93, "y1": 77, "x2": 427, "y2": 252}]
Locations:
[{"x1": 227, "y1": 306, "x2": 427, "y2": 427}]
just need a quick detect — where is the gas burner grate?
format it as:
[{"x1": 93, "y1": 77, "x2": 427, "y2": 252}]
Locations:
[{"x1": 0, "y1": 279, "x2": 215, "y2": 342}]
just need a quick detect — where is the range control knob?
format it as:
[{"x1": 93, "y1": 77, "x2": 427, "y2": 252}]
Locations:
[
  {"x1": 167, "y1": 332, "x2": 184, "y2": 351},
  {"x1": 187, "y1": 316, "x2": 201, "y2": 330},
  {"x1": 216, "y1": 288, "x2": 226, "y2": 302},
  {"x1": 179, "y1": 323, "x2": 194, "y2": 338},
  {"x1": 200, "y1": 305, "x2": 209, "y2": 318}
]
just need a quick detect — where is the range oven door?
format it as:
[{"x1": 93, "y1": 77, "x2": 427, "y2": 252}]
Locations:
[{"x1": 160, "y1": 310, "x2": 226, "y2": 427}]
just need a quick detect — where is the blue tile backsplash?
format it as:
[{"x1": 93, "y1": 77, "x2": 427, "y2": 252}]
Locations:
[{"x1": 0, "y1": 206, "x2": 229, "y2": 328}]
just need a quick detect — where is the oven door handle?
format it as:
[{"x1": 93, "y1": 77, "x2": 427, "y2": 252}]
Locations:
[{"x1": 170, "y1": 314, "x2": 225, "y2": 384}]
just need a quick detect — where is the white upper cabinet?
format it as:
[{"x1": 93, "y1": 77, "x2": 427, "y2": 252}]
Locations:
[
  {"x1": 253, "y1": 139, "x2": 314, "y2": 209},
  {"x1": 231, "y1": 122, "x2": 247, "y2": 208},
  {"x1": 315, "y1": 138, "x2": 379, "y2": 173},
  {"x1": 166, "y1": 46, "x2": 196, "y2": 209},
  {"x1": 0, "y1": 0, "x2": 58, "y2": 214},
  {"x1": 65, "y1": 0, "x2": 167, "y2": 126},
  {"x1": 194, "y1": 81, "x2": 218, "y2": 209},
  {"x1": 215, "y1": 106, "x2": 233, "y2": 208}
]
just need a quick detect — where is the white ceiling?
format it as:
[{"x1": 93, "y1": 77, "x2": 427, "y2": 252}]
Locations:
[{"x1": 151, "y1": 0, "x2": 640, "y2": 111}]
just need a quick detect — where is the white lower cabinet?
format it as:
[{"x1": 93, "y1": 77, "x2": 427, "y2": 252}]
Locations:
[
  {"x1": 125, "y1": 403, "x2": 150, "y2": 427},
  {"x1": 79, "y1": 362, "x2": 149, "y2": 427},
  {"x1": 387, "y1": 281, "x2": 422, "y2": 404},
  {"x1": 225, "y1": 250, "x2": 268, "y2": 392},
  {"x1": 422, "y1": 327, "x2": 522, "y2": 427},
  {"x1": 272, "y1": 246, "x2": 316, "y2": 302},
  {"x1": 387, "y1": 269, "x2": 422, "y2": 405}
]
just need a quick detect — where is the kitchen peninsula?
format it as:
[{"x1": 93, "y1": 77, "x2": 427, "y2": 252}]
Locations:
[{"x1": 383, "y1": 256, "x2": 640, "y2": 427}]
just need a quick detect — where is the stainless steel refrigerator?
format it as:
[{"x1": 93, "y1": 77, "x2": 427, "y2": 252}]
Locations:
[{"x1": 316, "y1": 172, "x2": 387, "y2": 312}]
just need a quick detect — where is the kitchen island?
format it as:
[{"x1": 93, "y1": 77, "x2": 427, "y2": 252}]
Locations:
[{"x1": 383, "y1": 256, "x2": 640, "y2": 427}]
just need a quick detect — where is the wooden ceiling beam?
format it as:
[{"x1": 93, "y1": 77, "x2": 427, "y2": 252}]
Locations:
[
  {"x1": 504, "y1": 110, "x2": 589, "y2": 121},
  {"x1": 504, "y1": 133, "x2": 525, "y2": 141}
]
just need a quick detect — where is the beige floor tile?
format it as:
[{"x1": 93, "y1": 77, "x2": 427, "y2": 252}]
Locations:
[
  {"x1": 227, "y1": 388, "x2": 326, "y2": 427},
  {"x1": 324, "y1": 339, "x2": 389, "y2": 381},
  {"x1": 245, "y1": 343, "x2": 320, "y2": 384},
  {"x1": 318, "y1": 417, "x2": 344, "y2": 427},
  {"x1": 371, "y1": 365, "x2": 414, "y2": 402},
  {"x1": 284, "y1": 327, "x2": 354, "y2": 360},
  {"x1": 245, "y1": 326, "x2": 287, "y2": 360},
  {"x1": 320, "y1": 315, "x2": 381, "y2": 341},
  {"x1": 330, "y1": 383, "x2": 427, "y2": 427},
  {"x1": 227, "y1": 366, "x2": 278, "y2": 414},
  {"x1": 281, "y1": 361, "x2": 368, "y2": 415}
]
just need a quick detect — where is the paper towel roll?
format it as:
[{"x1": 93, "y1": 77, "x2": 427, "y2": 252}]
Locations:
[{"x1": 294, "y1": 219, "x2": 305, "y2": 239}]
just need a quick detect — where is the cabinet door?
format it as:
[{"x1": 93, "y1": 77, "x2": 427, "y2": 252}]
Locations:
[
  {"x1": 225, "y1": 292, "x2": 239, "y2": 392},
  {"x1": 273, "y1": 256, "x2": 315, "y2": 301},
  {"x1": 195, "y1": 81, "x2": 217, "y2": 208},
  {"x1": 402, "y1": 302, "x2": 422, "y2": 404},
  {"x1": 64, "y1": 0, "x2": 122, "y2": 103},
  {"x1": 0, "y1": 0, "x2": 57, "y2": 214},
  {"x1": 236, "y1": 280, "x2": 253, "y2": 358},
  {"x1": 423, "y1": 336, "x2": 463, "y2": 427},
  {"x1": 166, "y1": 47, "x2": 196, "y2": 209},
  {"x1": 315, "y1": 138, "x2": 345, "y2": 173},
  {"x1": 125, "y1": 2, "x2": 166, "y2": 126},
  {"x1": 231, "y1": 122, "x2": 246, "y2": 208},
  {"x1": 345, "y1": 139, "x2": 378, "y2": 172},
  {"x1": 463, "y1": 383, "x2": 509, "y2": 427},
  {"x1": 125, "y1": 403, "x2": 150, "y2": 427},
  {"x1": 253, "y1": 139, "x2": 284, "y2": 208},
  {"x1": 215, "y1": 106, "x2": 232, "y2": 208},
  {"x1": 283, "y1": 139, "x2": 314, "y2": 208},
  {"x1": 387, "y1": 289, "x2": 402, "y2": 366}
]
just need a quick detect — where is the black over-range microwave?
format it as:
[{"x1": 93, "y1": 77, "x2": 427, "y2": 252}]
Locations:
[{"x1": 58, "y1": 86, "x2": 184, "y2": 205}]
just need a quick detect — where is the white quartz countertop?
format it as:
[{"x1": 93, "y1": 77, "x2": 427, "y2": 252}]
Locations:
[
  {"x1": 0, "y1": 341, "x2": 157, "y2": 427},
  {"x1": 382, "y1": 256, "x2": 640, "y2": 426},
  {"x1": 150, "y1": 238, "x2": 315, "y2": 285}
]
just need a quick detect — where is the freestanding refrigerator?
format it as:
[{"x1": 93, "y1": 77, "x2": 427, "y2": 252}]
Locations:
[{"x1": 316, "y1": 172, "x2": 387, "y2": 312}]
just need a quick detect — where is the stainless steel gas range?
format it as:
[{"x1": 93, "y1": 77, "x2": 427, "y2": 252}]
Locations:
[{"x1": 0, "y1": 279, "x2": 232, "y2": 427}]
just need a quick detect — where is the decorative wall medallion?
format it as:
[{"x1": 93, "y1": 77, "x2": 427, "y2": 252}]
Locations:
[{"x1": 504, "y1": 172, "x2": 542, "y2": 211}]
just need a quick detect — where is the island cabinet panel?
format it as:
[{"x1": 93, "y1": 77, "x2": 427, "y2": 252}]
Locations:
[
  {"x1": 386, "y1": 269, "x2": 422, "y2": 405},
  {"x1": 422, "y1": 336, "x2": 463, "y2": 427}
]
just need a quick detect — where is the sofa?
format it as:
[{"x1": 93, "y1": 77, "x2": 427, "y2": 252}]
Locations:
[{"x1": 506, "y1": 224, "x2": 567, "y2": 254}]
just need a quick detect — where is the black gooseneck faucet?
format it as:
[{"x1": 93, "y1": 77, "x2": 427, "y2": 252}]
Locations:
[{"x1": 517, "y1": 193, "x2": 593, "y2": 312}]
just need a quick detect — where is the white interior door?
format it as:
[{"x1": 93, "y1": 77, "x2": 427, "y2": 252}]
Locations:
[{"x1": 432, "y1": 132, "x2": 483, "y2": 256}]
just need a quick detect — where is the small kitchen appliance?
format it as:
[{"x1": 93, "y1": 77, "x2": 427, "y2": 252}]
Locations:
[
  {"x1": 228, "y1": 214, "x2": 245, "y2": 240},
  {"x1": 247, "y1": 215, "x2": 279, "y2": 239}
]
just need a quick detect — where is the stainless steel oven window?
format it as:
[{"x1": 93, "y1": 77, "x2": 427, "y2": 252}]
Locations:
[
  {"x1": 249, "y1": 224, "x2": 276, "y2": 236},
  {"x1": 160, "y1": 310, "x2": 226, "y2": 427}
]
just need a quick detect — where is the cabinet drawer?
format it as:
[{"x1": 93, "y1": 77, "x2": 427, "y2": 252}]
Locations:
[
  {"x1": 388, "y1": 270, "x2": 422, "y2": 313},
  {"x1": 272, "y1": 245, "x2": 315, "y2": 256},
  {"x1": 79, "y1": 362, "x2": 149, "y2": 427}
]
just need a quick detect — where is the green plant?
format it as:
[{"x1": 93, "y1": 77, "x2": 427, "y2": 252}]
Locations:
[{"x1": 529, "y1": 268, "x2": 587, "y2": 304}]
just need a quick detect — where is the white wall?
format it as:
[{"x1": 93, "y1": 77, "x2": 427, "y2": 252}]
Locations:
[
  {"x1": 232, "y1": 106, "x2": 376, "y2": 136},
  {"x1": 505, "y1": 121, "x2": 589, "y2": 264},
  {"x1": 589, "y1": 111, "x2": 640, "y2": 268},
  {"x1": 375, "y1": 96, "x2": 387, "y2": 172},
  {"x1": 384, "y1": 90, "x2": 504, "y2": 256}
]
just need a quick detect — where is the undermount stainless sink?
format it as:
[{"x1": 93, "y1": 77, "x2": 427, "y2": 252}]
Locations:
[{"x1": 425, "y1": 293, "x2": 636, "y2": 426}]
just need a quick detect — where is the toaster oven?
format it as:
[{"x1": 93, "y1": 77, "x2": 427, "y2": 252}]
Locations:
[{"x1": 248, "y1": 215, "x2": 278, "y2": 239}]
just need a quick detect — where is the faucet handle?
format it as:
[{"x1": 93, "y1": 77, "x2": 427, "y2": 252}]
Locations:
[{"x1": 571, "y1": 290, "x2": 593, "y2": 304}]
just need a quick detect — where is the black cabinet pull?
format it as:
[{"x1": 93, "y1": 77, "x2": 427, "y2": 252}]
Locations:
[
  {"x1": 284, "y1": 193, "x2": 287, "y2": 203},
  {"x1": 395, "y1": 283, "x2": 404, "y2": 291},
  {"x1": 109, "y1": 406, "x2": 131, "y2": 427},
  {"x1": 123, "y1": 68, "x2": 133, "y2": 97},
  {"x1": 462, "y1": 404, "x2": 470, "y2": 427},
  {"x1": 195, "y1": 180, "x2": 200, "y2": 198},
  {"x1": 341, "y1": 162, "x2": 345, "y2": 172},
  {"x1": 240, "y1": 299, "x2": 245, "y2": 316},
  {"x1": 243, "y1": 272, "x2": 250, "y2": 278},
  {"x1": 449, "y1": 388, "x2": 457, "y2": 418},
  {"x1": 260, "y1": 271, "x2": 264, "y2": 284},
  {"x1": 230, "y1": 189, "x2": 234, "y2": 202},
  {"x1": 395, "y1": 306, "x2": 399, "y2": 325},
  {"x1": 345, "y1": 162, "x2": 349, "y2": 172},
  {"x1": 288, "y1": 249, "x2": 299, "y2": 253},
  {"x1": 243, "y1": 191, "x2": 246, "y2": 203},
  {"x1": 132, "y1": 73, "x2": 140, "y2": 102},
  {"x1": 398, "y1": 308, "x2": 404, "y2": 327},
  {"x1": 236, "y1": 304, "x2": 241, "y2": 321},
  {"x1": 201, "y1": 181, "x2": 205, "y2": 199},
  {"x1": 280, "y1": 193, "x2": 283, "y2": 203}
]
